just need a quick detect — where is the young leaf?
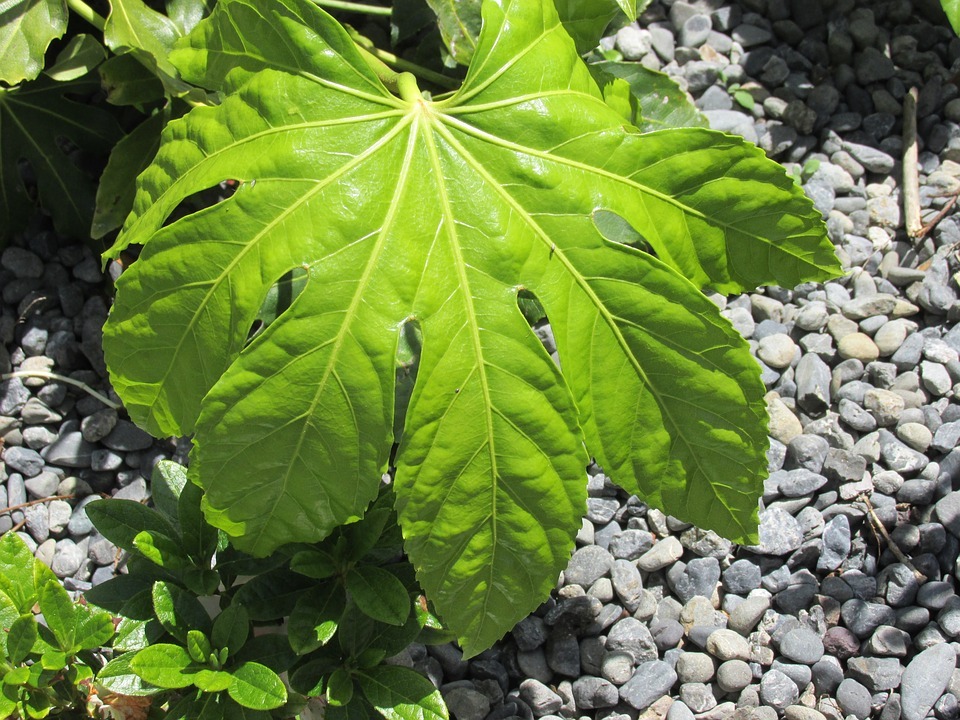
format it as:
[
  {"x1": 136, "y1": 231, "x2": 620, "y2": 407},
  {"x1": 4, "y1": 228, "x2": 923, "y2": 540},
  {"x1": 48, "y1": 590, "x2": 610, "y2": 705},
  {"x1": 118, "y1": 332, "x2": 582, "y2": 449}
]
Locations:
[
  {"x1": 44, "y1": 34, "x2": 107, "y2": 82},
  {"x1": 130, "y1": 644, "x2": 197, "y2": 689},
  {"x1": 134, "y1": 529, "x2": 191, "y2": 569},
  {"x1": 0, "y1": 534, "x2": 40, "y2": 613},
  {"x1": 150, "y1": 458, "x2": 189, "y2": 523},
  {"x1": 86, "y1": 499, "x2": 180, "y2": 553},
  {"x1": 359, "y1": 665, "x2": 448, "y2": 720},
  {"x1": 187, "y1": 629, "x2": 214, "y2": 664},
  {"x1": 346, "y1": 566, "x2": 410, "y2": 626},
  {"x1": 0, "y1": 74, "x2": 124, "y2": 240},
  {"x1": 152, "y1": 581, "x2": 212, "y2": 643},
  {"x1": 287, "y1": 583, "x2": 345, "y2": 654},
  {"x1": 0, "y1": 0, "x2": 68, "y2": 84},
  {"x1": 104, "y1": 0, "x2": 183, "y2": 77},
  {"x1": 227, "y1": 662, "x2": 287, "y2": 710},
  {"x1": 38, "y1": 581, "x2": 76, "y2": 653},
  {"x1": 588, "y1": 60, "x2": 707, "y2": 132},
  {"x1": 193, "y1": 668, "x2": 232, "y2": 692},
  {"x1": 211, "y1": 602, "x2": 249, "y2": 657},
  {"x1": 104, "y1": 0, "x2": 839, "y2": 654},
  {"x1": 7, "y1": 616, "x2": 38, "y2": 664},
  {"x1": 74, "y1": 607, "x2": 116, "y2": 651}
]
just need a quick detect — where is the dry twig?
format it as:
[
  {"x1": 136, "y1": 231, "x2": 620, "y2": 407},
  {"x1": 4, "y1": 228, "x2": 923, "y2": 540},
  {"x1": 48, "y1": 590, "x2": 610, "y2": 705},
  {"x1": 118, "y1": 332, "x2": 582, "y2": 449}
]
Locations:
[
  {"x1": 903, "y1": 87, "x2": 923, "y2": 238},
  {"x1": 859, "y1": 493, "x2": 926, "y2": 583}
]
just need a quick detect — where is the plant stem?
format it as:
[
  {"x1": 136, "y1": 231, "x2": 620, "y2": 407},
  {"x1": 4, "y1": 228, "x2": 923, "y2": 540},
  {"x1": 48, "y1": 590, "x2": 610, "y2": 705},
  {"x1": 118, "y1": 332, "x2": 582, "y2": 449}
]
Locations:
[
  {"x1": 366, "y1": 45, "x2": 459, "y2": 90},
  {"x1": 1, "y1": 371, "x2": 121, "y2": 410},
  {"x1": 0, "y1": 495, "x2": 76, "y2": 518},
  {"x1": 310, "y1": 0, "x2": 392, "y2": 15},
  {"x1": 65, "y1": 0, "x2": 106, "y2": 31}
]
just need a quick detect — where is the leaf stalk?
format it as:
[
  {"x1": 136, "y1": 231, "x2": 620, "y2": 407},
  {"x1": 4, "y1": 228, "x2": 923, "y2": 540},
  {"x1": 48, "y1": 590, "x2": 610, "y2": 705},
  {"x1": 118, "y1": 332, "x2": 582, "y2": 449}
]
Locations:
[
  {"x1": 65, "y1": 0, "x2": 106, "y2": 32},
  {"x1": 1, "y1": 371, "x2": 121, "y2": 409},
  {"x1": 310, "y1": 0, "x2": 392, "y2": 15}
]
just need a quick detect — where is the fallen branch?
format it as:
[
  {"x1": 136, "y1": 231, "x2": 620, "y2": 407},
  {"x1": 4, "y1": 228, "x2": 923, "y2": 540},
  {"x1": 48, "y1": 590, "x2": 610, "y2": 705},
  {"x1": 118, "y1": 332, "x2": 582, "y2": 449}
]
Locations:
[
  {"x1": 916, "y1": 188, "x2": 960, "y2": 241},
  {"x1": 903, "y1": 87, "x2": 923, "y2": 238},
  {"x1": 859, "y1": 493, "x2": 926, "y2": 583},
  {"x1": 0, "y1": 370, "x2": 121, "y2": 410},
  {"x1": 0, "y1": 495, "x2": 76, "y2": 517}
]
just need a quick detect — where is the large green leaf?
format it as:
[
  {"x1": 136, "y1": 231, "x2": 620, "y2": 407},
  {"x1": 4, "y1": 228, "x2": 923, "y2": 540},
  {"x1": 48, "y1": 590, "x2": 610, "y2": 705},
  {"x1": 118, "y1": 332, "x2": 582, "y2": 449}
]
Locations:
[
  {"x1": 103, "y1": 0, "x2": 839, "y2": 653},
  {"x1": 0, "y1": 74, "x2": 123, "y2": 240},
  {"x1": 0, "y1": 0, "x2": 68, "y2": 85},
  {"x1": 426, "y1": 0, "x2": 481, "y2": 65}
]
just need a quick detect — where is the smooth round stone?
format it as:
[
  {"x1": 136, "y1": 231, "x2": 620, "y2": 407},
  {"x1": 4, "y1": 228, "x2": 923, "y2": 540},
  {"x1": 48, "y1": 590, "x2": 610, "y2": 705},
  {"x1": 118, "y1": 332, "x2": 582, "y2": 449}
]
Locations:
[
  {"x1": 716, "y1": 660, "x2": 752, "y2": 693},
  {"x1": 571, "y1": 676, "x2": 618, "y2": 710},
  {"x1": 874, "y1": 320, "x2": 911, "y2": 356},
  {"x1": 779, "y1": 627, "x2": 825, "y2": 665},
  {"x1": 896, "y1": 422, "x2": 933, "y2": 452},
  {"x1": 758, "y1": 334, "x2": 798, "y2": 369},
  {"x1": 564, "y1": 546, "x2": 614, "y2": 587},
  {"x1": 838, "y1": 332, "x2": 880, "y2": 362},
  {"x1": 706, "y1": 629, "x2": 751, "y2": 662},
  {"x1": 676, "y1": 653, "x2": 715, "y2": 683},
  {"x1": 864, "y1": 388, "x2": 905, "y2": 426},
  {"x1": 822, "y1": 626, "x2": 859, "y2": 660},
  {"x1": 50, "y1": 539, "x2": 84, "y2": 578},
  {"x1": 836, "y1": 678, "x2": 872, "y2": 720},
  {"x1": 784, "y1": 707, "x2": 827, "y2": 720},
  {"x1": 601, "y1": 651, "x2": 634, "y2": 686},
  {"x1": 678, "y1": 682, "x2": 716, "y2": 714}
]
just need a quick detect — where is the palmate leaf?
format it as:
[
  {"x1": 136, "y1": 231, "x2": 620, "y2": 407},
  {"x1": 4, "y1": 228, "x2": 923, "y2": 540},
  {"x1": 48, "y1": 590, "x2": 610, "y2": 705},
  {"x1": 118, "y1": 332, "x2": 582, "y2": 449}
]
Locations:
[
  {"x1": 942, "y1": 0, "x2": 960, "y2": 36},
  {"x1": 103, "y1": 0, "x2": 839, "y2": 653}
]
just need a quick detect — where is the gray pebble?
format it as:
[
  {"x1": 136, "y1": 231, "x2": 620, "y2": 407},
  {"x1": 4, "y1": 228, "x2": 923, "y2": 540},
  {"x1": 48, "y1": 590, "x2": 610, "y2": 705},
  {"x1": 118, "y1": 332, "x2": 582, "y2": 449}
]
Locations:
[
  {"x1": 779, "y1": 627, "x2": 824, "y2": 665},
  {"x1": 565, "y1": 545, "x2": 614, "y2": 587},
  {"x1": 759, "y1": 669, "x2": 799, "y2": 711},
  {"x1": 571, "y1": 676, "x2": 618, "y2": 710},
  {"x1": 3, "y1": 446, "x2": 43, "y2": 477},
  {"x1": 900, "y1": 643, "x2": 957, "y2": 720},
  {"x1": 836, "y1": 678, "x2": 873, "y2": 720},
  {"x1": 847, "y1": 656, "x2": 903, "y2": 692},
  {"x1": 619, "y1": 660, "x2": 677, "y2": 711}
]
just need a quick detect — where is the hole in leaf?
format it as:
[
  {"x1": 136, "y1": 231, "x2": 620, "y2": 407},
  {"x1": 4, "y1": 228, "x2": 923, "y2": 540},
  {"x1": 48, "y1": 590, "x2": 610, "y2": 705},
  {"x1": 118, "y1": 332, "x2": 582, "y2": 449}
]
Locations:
[
  {"x1": 517, "y1": 289, "x2": 559, "y2": 368},
  {"x1": 247, "y1": 267, "x2": 308, "y2": 343},
  {"x1": 161, "y1": 179, "x2": 242, "y2": 229},
  {"x1": 391, "y1": 317, "x2": 422, "y2": 460},
  {"x1": 592, "y1": 209, "x2": 653, "y2": 254}
]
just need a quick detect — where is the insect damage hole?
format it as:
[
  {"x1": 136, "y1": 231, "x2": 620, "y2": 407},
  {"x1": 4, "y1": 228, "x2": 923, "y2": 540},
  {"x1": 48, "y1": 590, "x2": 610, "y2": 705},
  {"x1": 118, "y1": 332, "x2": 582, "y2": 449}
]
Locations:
[
  {"x1": 246, "y1": 266, "x2": 308, "y2": 343},
  {"x1": 592, "y1": 209, "x2": 654, "y2": 255}
]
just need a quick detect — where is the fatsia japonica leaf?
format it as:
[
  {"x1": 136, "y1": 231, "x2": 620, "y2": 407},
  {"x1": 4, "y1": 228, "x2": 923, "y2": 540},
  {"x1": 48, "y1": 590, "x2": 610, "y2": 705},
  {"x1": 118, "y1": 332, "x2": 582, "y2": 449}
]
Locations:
[
  {"x1": 0, "y1": 75, "x2": 123, "y2": 240},
  {"x1": 103, "y1": 0, "x2": 839, "y2": 654},
  {"x1": 942, "y1": 0, "x2": 960, "y2": 36},
  {"x1": 0, "y1": 0, "x2": 68, "y2": 85}
]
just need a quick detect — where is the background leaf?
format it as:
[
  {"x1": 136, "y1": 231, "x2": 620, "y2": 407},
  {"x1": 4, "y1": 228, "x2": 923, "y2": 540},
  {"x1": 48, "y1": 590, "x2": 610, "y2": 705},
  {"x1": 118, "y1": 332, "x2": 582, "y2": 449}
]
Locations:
[
  {"x1": 288, "y1": 584, "x2": 344, "y2": 654},
  {"x1": 86, "y1": 499, "x2": 180, "y2": 552},
  {"x1": 152, "y1": 581, "x2": 212, "y2": 643},
  {"x1": 942, "y1": 0, "x2": 960, "y2": 35},
  {"x1": 0, "y1": 74, "x2": 123, "y2": 240},
  {"x1": 346, "y1": 565, "x2": 409, "y2": 626},
  {"x1": 7, "y1": 615, "x2": 37, "y2": 664},
  {"x1": 425, "y1": 0, "x2": 481, "y2": 65},
  {"x1": 44, "y1": 33, "x2": 107, "y2": 81},
  {"x1": 589, "y1": 60, "x2": 707, "y2": 132},
  {"x1": 0, "y1": 0, "x2": 68, "y2": 84}
]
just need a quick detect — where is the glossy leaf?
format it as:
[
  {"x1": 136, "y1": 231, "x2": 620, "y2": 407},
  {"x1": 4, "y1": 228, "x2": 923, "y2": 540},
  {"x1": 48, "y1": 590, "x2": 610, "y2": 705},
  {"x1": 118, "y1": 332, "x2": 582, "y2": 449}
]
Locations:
[
  {"x1": 211, "y1": 602, "x2": 249, "y2": 657},
  {"x1": 96, "y1": 651, "x2": 165, "y2": 696},
  {"x1": 85, "y1": 499, "x2": 180, "y2": 553},
  {"x1": 359, "y1": 665, "x2": 448, "y2": 720},
  {"x1": 0, "y1": 534, "x2": 40, "y2": 613},
  {"x1": 38, "y1": 582, "x2": 75, "y2": 652},
  {"x1": 0, "y1": 592, "x2": 19, "y2": 656},
  {"x1": 589, "y1": 60, "x2": 707, "y2": 132},
  {"x1": 194, "y1": 668, "x2": 232, "y2": 692},
  {"x1": 130, "y1": 643, "x2": 197, "y2": 689},
  {"x1": 553, "y1": 0, "x2": 624, "y2": 53},
  {"x1": 135, "y1": 529, "x2": 190, "y2": 569},
  {"x1": 0, "y1": 0, "x2": 68, "y2": 84},
  {"x1": 289, "y1": 548, "x2": 338, "y2": 579},
  {"x1": 74, "y1": 607, "x2": 116, "y2": 651},
  {"x1": 288, "y1": 583, "x2": 345, "y2": 654},
  {"x1": 231, "y1": 634, "x2": 298, "y2": 674},
  {"x1": 44, "y1": 33, "x2": 107, "y2": 82},
  {"x1": 231, "y1": 570, "x2": 313, "y2": 620},
  {"x1": 346, "y1": 565, "x2": 410, "y2": 626},
  {"x1": 187, "y1": 629, "x2": 213, "y2": 664},
  {"x1": 152, "y1": 581, "x2": 212, "y2": 643},
  {"x1": 227, "y1": 662, "x2": 287, "y2": 710},
  {"x1": 104, "y1": 0, "x2": 839, "y2": 654},
  {"x1": 326, "y1": 668, "x2": 354, "y2": 707},
  {"x1": 0, "y1": 74, "x2": 123, "y2": 240},
  {"x1": 7, "y1": 616, "x2": 37, "y2": 664}
]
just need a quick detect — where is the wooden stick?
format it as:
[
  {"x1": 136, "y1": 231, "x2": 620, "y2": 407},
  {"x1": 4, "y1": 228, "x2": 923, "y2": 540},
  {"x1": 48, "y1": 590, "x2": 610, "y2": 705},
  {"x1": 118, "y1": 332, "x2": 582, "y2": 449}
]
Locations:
[
  {"x1": 903, "y1": 87, "x2": 923, "y2": 239},
  {"x1": 860, "y1": 493, "x2": 926, "y2": 583},
  {"x1": 0, "y1": 495, "x2": 76, "y2": 517}
]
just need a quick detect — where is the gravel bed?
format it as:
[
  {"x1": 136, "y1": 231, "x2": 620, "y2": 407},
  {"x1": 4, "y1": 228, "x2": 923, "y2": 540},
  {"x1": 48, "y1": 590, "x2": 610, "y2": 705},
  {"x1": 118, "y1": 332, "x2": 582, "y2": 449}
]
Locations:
[{"x1": 4, "y1": 0, "x2": 960, "y2": 718}]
